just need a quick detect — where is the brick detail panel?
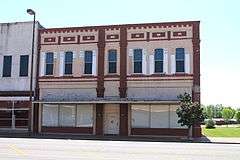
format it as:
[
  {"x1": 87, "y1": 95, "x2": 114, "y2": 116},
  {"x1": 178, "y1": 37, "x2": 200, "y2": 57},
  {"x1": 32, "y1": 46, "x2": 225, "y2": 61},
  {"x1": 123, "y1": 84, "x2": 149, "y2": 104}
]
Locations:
[
  {"x1": 131, "y1": 33, "x2": 144, "y2": 38},
  {"x1": 96, "y1": 104, "x2": 103, "y2": 135},
  {"x1": 152, "y1": 32, "x2": 166, "y2": 38},
  {"x1": 41, "y1": 127, "x2": 93, "y2": 134},
  {"x1": 106, "y1": 34, "x2": 119, "y2": 40},
  {"x1": 44, "y1": 37, "x2": 56, "y2": 42},
  {"x1": 131, "y1": 128, "x2": 188, "y2": 136},
  {"x1": 82, "y1": 36, "x2": 95, "y2": 41},
  {"x1": 120, "y1": 104, "x2": 128, "y2": 136},
  {"x1": 63, "y1": 36, "x2": 76, "y2": 42},
  {"x1": 173, "y1": 31, "x2": 187, "y2": 37}
]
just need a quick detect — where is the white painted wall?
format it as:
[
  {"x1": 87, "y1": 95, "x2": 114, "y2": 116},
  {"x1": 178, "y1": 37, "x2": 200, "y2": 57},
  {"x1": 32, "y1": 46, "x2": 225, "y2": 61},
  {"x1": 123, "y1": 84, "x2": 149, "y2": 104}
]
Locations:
[{"x1": 0, "y1": 21, "x2": 40, "y2": 91}]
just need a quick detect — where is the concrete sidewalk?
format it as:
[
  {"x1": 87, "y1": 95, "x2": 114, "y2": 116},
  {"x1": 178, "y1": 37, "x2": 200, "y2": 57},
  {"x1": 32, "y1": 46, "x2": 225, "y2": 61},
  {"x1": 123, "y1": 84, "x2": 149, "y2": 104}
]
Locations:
[{"x1": 1, "y1": 132, "x2": 240, "y2": 144}]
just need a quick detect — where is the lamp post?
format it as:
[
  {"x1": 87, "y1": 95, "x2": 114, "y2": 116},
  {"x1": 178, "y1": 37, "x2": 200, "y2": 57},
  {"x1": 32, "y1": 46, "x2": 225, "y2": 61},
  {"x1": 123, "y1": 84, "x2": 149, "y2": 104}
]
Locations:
[
  {"x1": 27, "y1": 9, "x2": 36, "y2": 133},
  {"x1": 27, "y1": 8, "x2": 35, "y2": 102}
]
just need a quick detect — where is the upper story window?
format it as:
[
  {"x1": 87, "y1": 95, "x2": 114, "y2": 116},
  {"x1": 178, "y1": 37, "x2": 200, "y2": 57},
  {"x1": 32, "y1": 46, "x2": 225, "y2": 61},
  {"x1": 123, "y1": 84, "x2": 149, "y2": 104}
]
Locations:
[
  {"x1": 64, "y1": 52, "x2": 73, "y2": 75},
  {"x1": 84, "y1": 51, "x2": 93, "y2": 74},
  {"x1": 176, "y1": 48, "x2": 185, "y2": 73},
  {"x1": 133, "y1": 49, "x2": 142, "y2": 73},
  {"x1": 2, "y1": 56, "x2": 12, "y2": 77},
  {"x1": 108, "y1": 49, "x2": 117, "y2": 74},
  {"x1": 45, "y1": 52, "x2": 54, "y2": 75},
  {"x1": 19, "y1": 55, "x2": 29, "y2": 77},
  {"x1": 154, "y1": 48, "x2": 164, "y2": 73}
]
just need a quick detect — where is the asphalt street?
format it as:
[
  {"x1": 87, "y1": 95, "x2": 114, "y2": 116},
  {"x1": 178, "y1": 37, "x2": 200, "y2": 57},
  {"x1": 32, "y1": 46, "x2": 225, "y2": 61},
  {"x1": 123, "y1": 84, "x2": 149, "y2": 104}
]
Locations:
[{"x1": 0, "y1": 137, "x2": 239, "y2": 160}]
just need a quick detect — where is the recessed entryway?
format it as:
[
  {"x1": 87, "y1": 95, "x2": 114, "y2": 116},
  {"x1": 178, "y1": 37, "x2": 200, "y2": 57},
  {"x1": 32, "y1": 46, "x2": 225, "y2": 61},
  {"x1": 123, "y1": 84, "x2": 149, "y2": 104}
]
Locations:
[{"x1": 103, "y1": 104, "x2": 119, "y2": 135}]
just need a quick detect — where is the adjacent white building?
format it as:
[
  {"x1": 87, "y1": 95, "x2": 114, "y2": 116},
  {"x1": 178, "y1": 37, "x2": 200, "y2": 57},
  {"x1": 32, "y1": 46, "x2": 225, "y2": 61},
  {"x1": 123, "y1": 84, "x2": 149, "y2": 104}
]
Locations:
[{"x1": 0, "y1": 21, "x2": 41, "y2": 131}]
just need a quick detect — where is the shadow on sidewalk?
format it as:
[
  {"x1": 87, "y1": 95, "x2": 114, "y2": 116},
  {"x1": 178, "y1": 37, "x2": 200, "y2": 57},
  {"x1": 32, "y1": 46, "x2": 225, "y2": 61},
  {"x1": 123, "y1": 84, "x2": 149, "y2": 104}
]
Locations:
[{"x1": 193, "y1": 135, "x2": 240, "y2": 144}]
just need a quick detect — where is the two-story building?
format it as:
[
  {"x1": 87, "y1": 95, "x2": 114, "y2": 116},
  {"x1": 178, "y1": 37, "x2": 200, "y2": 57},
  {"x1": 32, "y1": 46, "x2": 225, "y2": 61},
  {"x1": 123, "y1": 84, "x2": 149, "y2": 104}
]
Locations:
[
  {"x1": 33, "y1": 21, "x2": 201, "y2": 137},
  {"x1": 0, "y1": 21, "x2": 41, "y2": 132}
]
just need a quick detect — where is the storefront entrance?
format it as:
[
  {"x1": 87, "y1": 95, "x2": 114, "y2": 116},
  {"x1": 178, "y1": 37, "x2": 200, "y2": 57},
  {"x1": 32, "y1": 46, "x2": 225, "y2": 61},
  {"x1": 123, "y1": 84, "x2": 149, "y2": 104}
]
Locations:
[
  {"x1": 0, "y1": 102, "x2": 29, "y2": 131},
  {"x1": 103, "y1": 104, "x2": 119, "y2": 135}
]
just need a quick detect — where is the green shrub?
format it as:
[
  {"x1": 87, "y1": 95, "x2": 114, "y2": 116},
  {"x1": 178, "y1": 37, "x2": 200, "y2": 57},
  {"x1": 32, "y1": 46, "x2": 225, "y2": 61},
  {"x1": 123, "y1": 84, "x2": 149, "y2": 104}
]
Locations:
[{"x1": 205, "y1": 119, "x2": 216, "y2": 129}]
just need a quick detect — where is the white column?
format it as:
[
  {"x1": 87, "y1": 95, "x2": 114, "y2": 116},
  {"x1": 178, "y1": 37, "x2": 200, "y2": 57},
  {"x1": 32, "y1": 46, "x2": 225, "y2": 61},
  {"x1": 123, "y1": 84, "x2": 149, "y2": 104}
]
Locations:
[
  {"x1": 40, "y1": 52, "x2": 45, "y2": 76},
  {"x1": 92, "y1": 50, "x2": 97, "y2": 75},
  {"x1": 129, "y1": 49, "x2": 133, "y2": 74},
  {"x1": 185, "y1": 53, "x2": 190, "y2": 74},
  {"x1": 163, "y1": 50, "x2": 168, "y2": 74},
  {"x1": 53, "y1": 52, "x2": 58, "y2": 59},
  {"x1": 73, "y1": 51, "x2": 77, "y2": 60},
  {"x1": 59, "y1": 52, "x2": 65, "y2": 76},
  {"x1": 142, "y1": 49, "x2": 147, "y2": 74},
  {"x1": 149, "y1": 54, "x2": 154, "y2": 74},
  {"x1": 170, "y1": 54, "x2": 176, "y2": 74}
]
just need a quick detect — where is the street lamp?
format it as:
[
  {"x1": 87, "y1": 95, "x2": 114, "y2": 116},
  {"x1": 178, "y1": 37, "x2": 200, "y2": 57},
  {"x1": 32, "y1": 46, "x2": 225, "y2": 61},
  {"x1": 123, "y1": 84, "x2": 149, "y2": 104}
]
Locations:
[
  {"x1": 27, "y1": 8, "x2": 35, "y2": 102},
  {"x1": 27, "y1": 9, "x2": 36, "y2": 133}
]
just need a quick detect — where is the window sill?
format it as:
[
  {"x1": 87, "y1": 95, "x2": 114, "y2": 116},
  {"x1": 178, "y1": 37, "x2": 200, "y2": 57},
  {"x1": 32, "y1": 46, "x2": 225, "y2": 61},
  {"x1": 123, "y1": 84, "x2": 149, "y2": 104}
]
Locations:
[
  {"x1": 105, "y1": 74, "x2": 119, "y2": 78},
  {"x1": 41, "y1": 75, "x2": 54, "y2": 78},
  {"x1": 81, "y1": 74, "x2": 96, "y2": 78},
  {"x1": 175, "y1": 73, "x2": 189, "y2": 76}
]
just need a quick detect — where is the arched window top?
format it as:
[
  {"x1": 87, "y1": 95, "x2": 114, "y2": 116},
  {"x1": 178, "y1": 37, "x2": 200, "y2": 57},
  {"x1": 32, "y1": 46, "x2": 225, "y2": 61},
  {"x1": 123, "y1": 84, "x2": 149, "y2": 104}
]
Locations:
[
  {"x1": 154, "y1": 48, "x2": 163, "y2": 61},
  {"x1": 176, "y1": 48, "x2": 185, "y2": 60}
]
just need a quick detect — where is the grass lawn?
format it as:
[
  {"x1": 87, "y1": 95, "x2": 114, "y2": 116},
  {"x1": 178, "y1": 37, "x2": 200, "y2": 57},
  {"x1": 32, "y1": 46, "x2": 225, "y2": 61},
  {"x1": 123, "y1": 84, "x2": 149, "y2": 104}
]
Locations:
[{"x1": 202, "y1": 127, "x2": 240, "y2": 137}]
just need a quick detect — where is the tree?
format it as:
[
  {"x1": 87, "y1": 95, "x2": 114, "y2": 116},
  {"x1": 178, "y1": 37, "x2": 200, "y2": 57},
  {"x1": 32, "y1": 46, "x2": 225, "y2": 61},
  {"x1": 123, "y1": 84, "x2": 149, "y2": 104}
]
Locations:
[
  {"x1": 176, "y1": 93, "x2": 205, "y2": 139},
  {"x1": 214, "y1": 104, "x2": 224, "y2": 118},
  {"x1": 222, "y1": 108, "x2": 234, "y2": 127},
  {"x1": 235, "y1": 111, "x2": 240, "y2": 124},
  {"x1": 205, "y1": 105, "x2": 214, "y2": 119}
]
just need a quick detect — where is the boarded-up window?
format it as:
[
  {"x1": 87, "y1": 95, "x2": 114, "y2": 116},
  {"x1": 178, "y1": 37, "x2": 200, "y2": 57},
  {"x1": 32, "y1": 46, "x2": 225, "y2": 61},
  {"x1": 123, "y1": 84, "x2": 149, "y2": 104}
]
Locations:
[
  {"x1": 76, "y1": 105, "x2": 93, "y2": 127},
  {"x1": 42, "y1": 104, "x2": 58, "y2": 126},
  {"x1": 59, "y1": 105, "x2": 75, "y2": 127},
  {"x1": 132, "y1": 105, "x2": 150, "y2": 128}
]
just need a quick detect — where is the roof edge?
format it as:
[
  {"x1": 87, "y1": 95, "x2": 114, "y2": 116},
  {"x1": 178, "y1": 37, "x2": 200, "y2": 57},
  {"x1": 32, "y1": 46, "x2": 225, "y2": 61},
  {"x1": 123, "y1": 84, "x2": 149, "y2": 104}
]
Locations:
[{"x1": 40, "y1": 20, "x2": 200, "y2": 32}]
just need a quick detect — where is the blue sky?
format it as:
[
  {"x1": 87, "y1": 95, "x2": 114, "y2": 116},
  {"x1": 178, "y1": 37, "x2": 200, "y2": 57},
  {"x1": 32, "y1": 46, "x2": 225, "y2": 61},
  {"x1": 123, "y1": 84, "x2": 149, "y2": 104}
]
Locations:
[{"x1": 1, "y1": 0, "x2": 240, "y2": 108}]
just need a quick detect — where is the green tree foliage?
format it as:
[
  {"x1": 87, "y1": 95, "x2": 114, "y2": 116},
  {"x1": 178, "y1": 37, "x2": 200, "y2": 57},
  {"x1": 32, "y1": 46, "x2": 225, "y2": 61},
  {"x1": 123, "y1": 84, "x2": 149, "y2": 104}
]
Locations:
[
  {"x1": 222, "y1": 108, "x2": 234, "y2": 126},
  {"x1": 235, "y1": 111, "x2": 240, "y2": 124},
  {"x1": 215, "y1": 104, "x2": 224, "y2": 118},
  {"x1": 176, "y1": 93, "x2": 205, "y2": 138},
  {"x1": 206, "y1": 105, "x2": 214, "y2": 119},
  {"x1": 202, "y1": 104, "x2": 224, "y2": 119}
]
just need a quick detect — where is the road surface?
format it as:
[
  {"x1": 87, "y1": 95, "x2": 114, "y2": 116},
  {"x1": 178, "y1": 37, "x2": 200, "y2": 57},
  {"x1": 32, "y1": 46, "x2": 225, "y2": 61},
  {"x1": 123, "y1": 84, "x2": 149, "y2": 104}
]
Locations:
[{"x1": 0, "y1": 137, "x2": 239, "y2": 160}]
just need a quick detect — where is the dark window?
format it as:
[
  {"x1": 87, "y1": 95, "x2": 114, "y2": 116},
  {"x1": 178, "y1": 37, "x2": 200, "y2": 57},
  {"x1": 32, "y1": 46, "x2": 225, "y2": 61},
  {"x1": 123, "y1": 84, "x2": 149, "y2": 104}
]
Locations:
[
  {"x1": 2, "y1": 56, "x2": 12, "y2": 77},
  {"x1": 84, "y1": 51, "x2": 93, "y2": 74},
  {"x1": 108, "y1": 50, "x2": 117, "y2": 73},
  {"x1": 133, "y1": 49, "x2": 142, "y2": 73},
  {"x1": 64, "y1": 52, "x2": 73, "y2": 75},
  {"x1": 176, "y1": 48, "x2": 185, "y2": 72},
  {"x1": 19, "y1": 55, "x2": 29, "y2": 76},
  {"x1": 45, "y1": 52, "x2": 54, "y2": 75},
  {"x1": 154, "y1": 48, "x2": 164, "y2": 73}
]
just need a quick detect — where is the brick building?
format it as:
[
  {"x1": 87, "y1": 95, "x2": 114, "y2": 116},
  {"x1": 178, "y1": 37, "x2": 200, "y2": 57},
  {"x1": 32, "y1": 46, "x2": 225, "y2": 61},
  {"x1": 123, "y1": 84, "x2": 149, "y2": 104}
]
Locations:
[{"x1": 33, "y1": 21, "x2": 201, "y2": 137}]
